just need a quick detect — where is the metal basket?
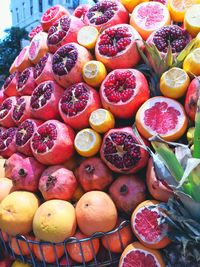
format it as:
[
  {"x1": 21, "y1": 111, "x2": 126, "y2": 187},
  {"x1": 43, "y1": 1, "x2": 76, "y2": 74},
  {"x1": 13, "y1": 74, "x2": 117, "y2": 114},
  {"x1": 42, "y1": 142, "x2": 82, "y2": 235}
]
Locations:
[{"x1": 0, "y1": 220, "x2": 130, "y2": 267}]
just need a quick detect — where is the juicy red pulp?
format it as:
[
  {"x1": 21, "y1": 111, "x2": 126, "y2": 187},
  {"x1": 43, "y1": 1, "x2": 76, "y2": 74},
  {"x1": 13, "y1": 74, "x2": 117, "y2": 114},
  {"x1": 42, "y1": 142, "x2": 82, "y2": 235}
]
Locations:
[
  {"x1": 12, "y1": 97, "x2": 26, "y2": 121},
  {"x1": 42, "y1": 6, "x2": 60, "y2": 22},
  {"x1": 34, "y1": 53, "x2": 49, "y2": 79},
  {"x1": 17, "y1": 68, "x2": 31, "y2": 89},
  {"x1": 29, "y1": 25, "x2": 43, "y2": 39},
  {"x1": 31, "y1": 82, "x2": 53, "y2": 109},
  {"x1": 16, "y1": 120, "x2": 35, "y2": 146},
  {"x1": 0, "y1": 99, "x2": 12, "y2": 119},
  {"x1": 122, "y1": 250, "x2": 159, "y2": 267},
  {"x1": 0, "y1": 128, "x2": 17, "y2": 150},
  {"x1": 47, "y1": 16, "x2": 70, "y2": 44},
  {"x1": 3, "y1": 72, "x2": 17, "y2": 89}
]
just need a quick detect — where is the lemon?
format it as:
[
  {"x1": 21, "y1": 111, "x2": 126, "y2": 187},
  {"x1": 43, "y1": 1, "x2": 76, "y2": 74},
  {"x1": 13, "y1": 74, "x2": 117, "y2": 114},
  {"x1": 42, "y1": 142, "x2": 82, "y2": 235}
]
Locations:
[
  {"x1": 11, "y1": 260, "x2": 32, "y2": 267},
  {"x1": 183, "y1": 48, "x2": 200, "y2": 76},
  {"x1": 89, "y1": 108, "x2": 115, "y2": 133},
  {"x1": 77, "y1": 26, "x2": 99, "y2": 49}
]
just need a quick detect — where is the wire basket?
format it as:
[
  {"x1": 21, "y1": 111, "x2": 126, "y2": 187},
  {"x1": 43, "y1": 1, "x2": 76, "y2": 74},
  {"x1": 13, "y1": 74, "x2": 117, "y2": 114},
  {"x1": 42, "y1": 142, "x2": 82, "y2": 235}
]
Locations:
[{"x1": 0, "y1": 220, "x2": 130, "y2": 267}]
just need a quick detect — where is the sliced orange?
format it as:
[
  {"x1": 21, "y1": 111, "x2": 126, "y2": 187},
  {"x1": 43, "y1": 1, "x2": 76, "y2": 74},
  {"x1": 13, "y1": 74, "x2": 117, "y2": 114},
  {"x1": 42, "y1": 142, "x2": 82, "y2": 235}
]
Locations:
[
  {"x1": 77, "y1": 26, "x2": 99, "y2": 49},
  {"x1": 135, "y1": 96, "x2": 188, "y2": 141},
  {"x1": 89, "y1": 108, "x2": 115, "y2": 133},
  {"x1": 120, "y1": 0, "x2": 149, "y2": 13},
  {"x1": 183, "y1": 47, "x2": 200, "y2": 76},
  {"x1": 184, "y1": 4, "x2": 200, "y2": 37}
]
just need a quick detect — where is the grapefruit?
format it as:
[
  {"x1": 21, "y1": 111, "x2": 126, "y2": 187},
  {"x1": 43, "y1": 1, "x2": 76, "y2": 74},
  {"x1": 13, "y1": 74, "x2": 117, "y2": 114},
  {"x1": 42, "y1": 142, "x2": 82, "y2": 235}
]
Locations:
[{"x1": 0, "y1": 178, "x2": 13, "y2": 202}]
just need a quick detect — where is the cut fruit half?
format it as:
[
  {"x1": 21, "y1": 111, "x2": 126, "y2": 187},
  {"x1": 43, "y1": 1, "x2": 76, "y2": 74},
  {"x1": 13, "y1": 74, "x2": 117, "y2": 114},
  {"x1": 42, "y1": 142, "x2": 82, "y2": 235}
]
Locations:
[
  {"x1": 135, "y1": 96, "x2": 188, "y2": 141},
  {"x1": 77, "y1": 26, "x2": 99, "y2": 50},
  {"x1": 184, "y1": 4, "x2": 200, "y2": 37},
  {"x1": 120, "y1": 0, "x2": 149, "y2": 13},
  {"x1": 183, "y1": 47, "x2": 200, "y2": 77},
  {"x1": 15, "y1": 46, "x2": 32, "y2": 72},
  {"x1": 89, "y1": 108, "x2": 115, "y2": 133}
]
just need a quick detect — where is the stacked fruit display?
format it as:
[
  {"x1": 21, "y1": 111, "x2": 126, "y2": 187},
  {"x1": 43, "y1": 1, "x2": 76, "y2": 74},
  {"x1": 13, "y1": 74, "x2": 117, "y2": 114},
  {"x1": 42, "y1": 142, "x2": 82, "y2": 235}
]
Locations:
[{"x1": 0, "y1": 0, "x2": 200, "y2": 266}]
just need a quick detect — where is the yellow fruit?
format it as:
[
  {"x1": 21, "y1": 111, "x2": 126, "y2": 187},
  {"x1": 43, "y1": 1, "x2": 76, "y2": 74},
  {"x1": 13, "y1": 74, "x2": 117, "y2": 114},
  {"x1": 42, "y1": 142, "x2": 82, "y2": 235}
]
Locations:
[
  {"x1": 196, "y1": 32, "x2": 200, "y2": 47},
  {"x1": 184, "y1": 4, "x2": 200, "y2": 37},
  {"x1": 89, "y1": 108, "x2": 115, "y2": 133},
  {"x1": 160, "y1": 67, "x2": 190, "y2": 99},
  {"x1": 0, "y1": 177, "x2": 13, "y2": 202},
  {"x1": 120, "y1": 0, "x2": 149, "y2": 13},
  {"x1": 11, "y1": 260, "x2": 32, "y2": 267},
  {"x1": 74, "y1": 128, "x2": 102, "y2": 157},
  {"x1": 77, "y1": 26, "x2": 99, "y2": 49},
  {"x1": 183, "y1": 48, "x2": 200, "y2": 76},
  {"x1": 83, "y1": 60, "x2": 107, "y2": 87},
  {"x1": 0, "y1": 191, "x2": 39, "y2": 236},
  {"x1": 0, "y1": 158, "x2": 5, "y2": 177}
]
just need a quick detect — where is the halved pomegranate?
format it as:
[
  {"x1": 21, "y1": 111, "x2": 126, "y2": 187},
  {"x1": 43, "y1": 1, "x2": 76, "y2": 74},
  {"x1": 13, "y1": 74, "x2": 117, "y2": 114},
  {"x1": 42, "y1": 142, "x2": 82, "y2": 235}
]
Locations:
[
  {"x1": 59, "y1": 82, "x2": 101, "y2": 130},
  {"x1": 16, "y1": 119, "x2": 42, "y2": 156},
  {"x1": 52, "y1": 43, "x2": 93, "y2": 88},
  {"x1": 0, "y1": 97, "x2": 18, "y2": 127},
  {"x1": 84, "y1": 0, "x2": 129, "y2": 31},
  {"x1": 2, "y1": 71, "x2": 20, "y2": 97},
  {"x1": 100, "y1": 127, "x2": 149, "y2": 174},
  {"x1": 0, "y1": 89, "x2": 6, "y2": 105},
  {"x1": 17, "y1": 67, "x2": 36, "y2": 95},
  {"x1": 0, "y1": 127, "x2": 6, "y2": 137},
  {"x1": 12, "y1": 96, "x2": 31, "y2": 125},
  {"x1": 41, "y1": 5, "x2": 70, "y2": 32},
  {"x1": 73, "y1": 4, "x2": 90, "y2": 20},
  {"x1": 34, "y1": 53, "x2": 54, "y2": 85},
  {"x1": 30, "y1": 80, "x2": 64, "y2": 121},
  {"x1": 28, "y1": 25, "x2": 43, "y2": 40},
  {"x1": 0, "y1": 127, "x2": 17, "y2": 158},
  {"x1": 30, "y1": 120, "x2": 75, "y2": 165},
  {"x1": 47, "y1": 15, "x2": 85, "y2": 53},
  {"x1": 15, "y1": 46, "x2": 32, "y2": 72},
  {"x1": 100, "y1": 69, "x2": 149, "y2": 118}
]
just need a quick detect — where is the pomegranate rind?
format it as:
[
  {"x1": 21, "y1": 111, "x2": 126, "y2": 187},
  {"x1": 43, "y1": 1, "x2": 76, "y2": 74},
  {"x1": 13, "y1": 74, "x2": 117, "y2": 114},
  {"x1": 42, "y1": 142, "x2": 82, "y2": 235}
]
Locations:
[
  {"x1": 0, "y1": 97, "x2": 18, "y2": 128},
  {"x1": 0, "y1": 127, "x2": 17, "y2": 158},
  {"x1": 12, "y1": 96, "x2": 31, "y2": 126},
  {"x1": 34, "y1": 53, "x2": 54, "y2": 85},
  {"x1": 2, "y1": 72, "x2": 20, "y2": 97},
  {"x1": 28, "y1": 25, "x2": 43, "y2": 40},
  {"x1": 16, "y1": 67, "x2": 36, "y2": 96},
  {"x1": 15, "y1": 46, "x2": 33, "y2": 72}
]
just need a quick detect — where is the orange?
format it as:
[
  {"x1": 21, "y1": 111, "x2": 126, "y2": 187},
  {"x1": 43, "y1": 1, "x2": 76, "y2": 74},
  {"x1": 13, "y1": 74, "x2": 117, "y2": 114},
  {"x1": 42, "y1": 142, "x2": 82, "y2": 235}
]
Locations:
[
  {"x1": 77, "y1": 26, "x2": 99, "y2": 49},
  {"x1": 184, "y1": 4, "x2": 200, "y2": 37},
  {"x1": 0, "y1": 178, "x2": 13, "y2": 203},
  {"x1": 183, "y1": 47, "x2": 200, "y2": 77},
  {"x1": 89, "y1": 108, "x2": 115, "y2": 133},
  {"x1": 120, "y1": 0, "x2": 149, "y2": 13},
  {"x1": 10, "y1": 235, "x2": 34, "y2": 256}
]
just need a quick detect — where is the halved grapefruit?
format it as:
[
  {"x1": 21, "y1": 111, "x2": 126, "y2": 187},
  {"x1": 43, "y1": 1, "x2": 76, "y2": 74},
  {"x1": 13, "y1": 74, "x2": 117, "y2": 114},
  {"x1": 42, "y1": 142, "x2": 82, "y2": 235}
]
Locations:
[
  {"x1": 15, "y1": 46, "x2": 32, "y2": 72},
  {"x1": 135, "y1": 96, "x2": 188, "y2": 141},
  {"x1": 130, "y1": 2, "x2": 171, "y2": 40},
  {"x1": 131, "y1": 200, "x2": 171, "y2": 249}
]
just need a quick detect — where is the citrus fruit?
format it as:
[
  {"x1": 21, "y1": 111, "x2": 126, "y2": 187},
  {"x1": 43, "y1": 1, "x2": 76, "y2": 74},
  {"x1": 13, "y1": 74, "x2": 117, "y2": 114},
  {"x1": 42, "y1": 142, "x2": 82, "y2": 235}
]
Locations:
[
  {"x1": 120, "y1": 0, "x2": 149, "y2": 13},
  {"x1": 82, "y1": 60, "x2": 107, "y2": 88},
  {"x1": 184, "y1": 4, "x2": 200, "y2": 37},
  {"x1": 183, "y1": 48, "x2": 200, "y2": 76},
  {"x1": 75, "y1": 191, "x2": 118, "y2": 235},
  {"x1": 74, "y1": 128, "x2": 102, "y2": 157},
  {"x1": 135, "y1": 96, "x2": 188, "y2": 141},
  {"x1": 119, "y1": 241, "x2": 165, "y2": 267},
  {"x1": 89, "y1": 108, "x2": 115, "y2": 133},
  {"x1": 77, "y1": 26, "x2": 99, "y2": 49},
  {"x1": 131, "y1": 200, "x2": 171, "y2": 249},
  {"x1": 11, "y1": 261, "x2": 32, "y2": 267},
  {"x1": 10, "y1": 235, "x2": 34, "y2": 256},
  {"x1": 0, "y1": 178, "x2": 13, "y2": 202},
  {"x1": 130, "y1": 2, "x2": 171, "y2": 40},
  {"x1": 160, "y1": 67, "x2": 190, "y2": 99},
  {"x1": 0, "y1": 158, "x2": 6, "y2": 177}
]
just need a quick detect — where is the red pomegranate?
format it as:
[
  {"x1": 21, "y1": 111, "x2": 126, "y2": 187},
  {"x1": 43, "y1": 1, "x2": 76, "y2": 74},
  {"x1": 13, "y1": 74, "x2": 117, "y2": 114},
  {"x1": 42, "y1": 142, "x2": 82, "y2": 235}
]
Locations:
[
  {"x1": 5, "y1": 152, "x2": 25, "y2": 178},
  {"x1": 34, "y1": 53, "x2": 54, "y2": 85},
  {"x1": 84, "y1": 0, "x2": 129, "y2": 31},
  {"x1": 28, "y1": 25, "x2": 43, "y2": 40},
  {"x1": 0, "y1": 127, "x2": 17, "y2": 158},
  {"x1": 95, "y1": 24, "x2": 143, "y2": 70},
  {"x1": 47, "y1": 15, "x2": 85, "y2": 53},
  {"x1": 39, "y1": 165, "x2": 78, "y2": 200},
  {"x1": 41, "y1": 5, "x2": 70, "y2": 32},
  {"x1": 2, "y1": 71, "x2": 20, "y2": 97},
  {"x1": 15, "y1": 46, "x2": 33, "y2": 72},
  {"x1": 30, "y1": 120, "x2": 75, "y2": 165},
  {"x1": 59, "y1": 82, "x2": 101, "y2": 130},
  {"x1": 0, "y1": 96, "x2": 18, "y2": 127},
  {"x1": 52, "y1": 42, "x2": 93, "y2": 88},
  {"x1": 100, "y1": 127, "x2": 149, "y2": 174},
  {"x1": 109, "y1": 175, "x2": 146, "y2": 214},
  {"x1": 17, "y1": 67, "x2": 36, "y2": 96},
  {"x1": 77, "y1": 157, "x2": 113, "y2": 192},
  {"x1": 30, "y1": 80, "x2": 64, "y2": 121},
  {"x1": 73, "y1": 4, "x2": 90, "y2": 20},
  {"x1": 0, "y1": 89, "x2": 6, "y2": 105},
  {"x1": 12, "y1": 96, "x2": 31, "y2": 126}
]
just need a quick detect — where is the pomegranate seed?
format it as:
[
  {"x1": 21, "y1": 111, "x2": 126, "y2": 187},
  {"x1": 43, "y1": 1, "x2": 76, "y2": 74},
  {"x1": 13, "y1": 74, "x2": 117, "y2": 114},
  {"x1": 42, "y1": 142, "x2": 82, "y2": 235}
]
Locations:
[
  {"x1": 0, "y1": 99, "x2": 12, "y2": 119},
  {"x1": 31, "y1": 83, "x2": 52, "y2": 109},
  {"x1": 0, "y1": 128, "x2": 17, "y2": 150},
  {"x1": 16, "y1": 120, "x2": 35, "y2": 146},
  {"x1": 17, "y1": 68, "x2": 31, "y2": 89},
  {"x1": 48, "y1": 16, "x2": 70, "y2": 45},
  {"x1": 3, "y1": 72, "x2": 16, "y2": 89},
  {"x1": 12, "y1": 97, "x2": 26, "y2": 121},
  {"x1": 34, "y1": 53, "x2": 49, "y2": 79}
]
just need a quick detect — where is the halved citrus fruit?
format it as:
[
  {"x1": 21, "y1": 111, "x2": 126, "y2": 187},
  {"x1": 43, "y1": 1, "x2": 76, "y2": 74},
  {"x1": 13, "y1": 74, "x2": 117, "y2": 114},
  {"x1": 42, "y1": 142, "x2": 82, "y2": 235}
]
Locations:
[
  {"x1": 160, "y1": 67, "x2": 190, "y2": 99},
  {"x1": 119, "y1": 241, "x2": 166, "y2": 267},
  {"x1": 120, "y1": 0, "x2": 149, "y2": 13},
  {"x1": 82, "y1": 60, "x2": 107, "y2": 88},
  {"x1": 130, "y1": 2, "x2": 171, "y2": 40},
  {"x1": 89, "y1": 108, "x2": 115, "y2": 133},
  {"x1": 135, "y1": 96, "x2": 188, "y2": 141},
  {"x1": 184, "y1": 4, "x2": 200, "y2": 37},
  {"x1": 74, "y1": 128, "x2": 102, "y2": 157},
  {"x1": 131, "y1": 200, "x2": 171, "y2": 249},
  {"x1": 77, "y1": 26, "x2": 99, "y2": 49},
  {"x1": 183, "y1": 47, "x2": 200, "y2": 76}
]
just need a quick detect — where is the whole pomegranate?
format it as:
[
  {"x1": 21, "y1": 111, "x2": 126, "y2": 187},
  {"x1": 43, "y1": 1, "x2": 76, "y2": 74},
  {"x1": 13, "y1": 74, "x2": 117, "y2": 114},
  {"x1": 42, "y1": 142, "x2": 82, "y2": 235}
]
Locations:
[
  {"x1": 5, "y1": 153, "x2": 25, "y2": 178},
  {"x1": 109, "y1": 175, "x2": 146, "y2": 214},
  {"x1": 39, "y1": 165, "x2": 77, "y2": 200},
  {"x1": 0, "y1": 128, "x2": 17, "y2": 158},
  {"x1": 2, "y1": 71, "x2": 20, "y2": 97},
  {"x1": 16, "y1": 67, "x2": 36, "y2": 95},
  {"x1": 0, "y1": 97, "x2": 18, "y2": 127},
  {"x1": 12, "y1": 96, "x2": 31, "y2": 126},
  {"x1": 34, "y1": 53, "x2": 54, "y2": 85},
  {"x1": 77, "y1": 157, "x2": 113, "y2": 192}
]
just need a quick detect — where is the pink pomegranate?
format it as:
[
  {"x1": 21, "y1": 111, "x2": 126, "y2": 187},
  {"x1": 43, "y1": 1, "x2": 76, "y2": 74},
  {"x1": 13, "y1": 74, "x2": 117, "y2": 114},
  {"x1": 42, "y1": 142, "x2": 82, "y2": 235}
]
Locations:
[
  {"x1": 30, "y1": 120, "x2": 75, "y2": 165},
  {"x1": 28, "y1": 25, "x2": 43, "y2": 40},
  {"x1": 73, "y1": 4, "x2": 90, "y2": 20},
  {"x1": 95, "y1": 24, "x2": 143, "y2": 70},
  {"x1": 2, "y1": 71, "x2": 20, "y2": 97},
  {"x1": 0, "y1": 126, "x2": 6, "y2": 136},
  {"x1": 77, "y1": 157, "x2": 113, "y2": 192},
  {"x1": 17, "y1": 67, "x2": 36, "y2": 96},
  {"x1": 4, "y1": 152, "x2": 25, "y2": 178},
  {"x1": 30, "y1": 81, "x2": 64, "y2": 121},
  {"x1": 34, "y1": 53, "x2": 54, "y2": 85},
  {"x1": 12, "y1": 96, "x2": 31, "y2": 125},
  {"x1": 109, "y1": 175, "x2": 146, "y2": 214},
  {"x1": 0, "y1": 127, "x2": 17, "y2": 158},
  {"x1": 59, "y1": 82, "x2": 101, "y2": 130},
  {"x1": 47, "y1": 15, "x2": 85, "y2": 53},
  {"x1": 16, "y1": 119, "x2": 42, "y2": 156},
  {"x1": 84, "y1": 0, "x2": 129, "y2": 31},
  {"x1": 0, "y1": 89, "x2": 6, "y2": 105},
  {"x1": 41, "y1": 5, "x2": 70, "y2": 32},
  {"x1": 15, "y1": 46, "x2": 33, "y2": 72},
  {"x1": 39, "y1": 165, "x2": 77, "y2": 200},
  {"x1": 52, "y1": 42, "x2": 93, "y2": 88},
  {"x1": 100, "y1": 127, "x2": 149, "y2": 174},
  {"x1": 0, "y1": 96, "x2": 18, "y2": 127},
  {"x1": 100, "y1": 69, "x2": 149, "y2": 118}
]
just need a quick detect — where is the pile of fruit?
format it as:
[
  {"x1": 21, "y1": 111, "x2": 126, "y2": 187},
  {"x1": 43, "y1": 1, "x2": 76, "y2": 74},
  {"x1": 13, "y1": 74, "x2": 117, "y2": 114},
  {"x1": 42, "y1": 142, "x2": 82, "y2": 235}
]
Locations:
[{"x1": 0, "y1": 0, "x2": 200, "y2": 266}]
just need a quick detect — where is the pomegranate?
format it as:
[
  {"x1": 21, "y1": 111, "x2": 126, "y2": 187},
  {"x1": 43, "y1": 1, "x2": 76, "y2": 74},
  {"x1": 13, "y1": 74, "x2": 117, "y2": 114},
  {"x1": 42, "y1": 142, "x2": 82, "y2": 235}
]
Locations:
[
  {"x1": 109, "y1": 175, "x2": 146, "y2": 214},
  {"x1": 47, "y1": 15, "x2": 85, "y2": 53},
  {"x1": 30, "y1": 120, "x2": 75, "y2": 165},
  {"x1": 30, "y1": 81, "x2": 64, "y2": 121},
  {"x1": 59, "y1": 82, "x2": 101, "y2": 130},
  {"x1": 73, "y1": 4, "x2": 90, "y2": 20},
  {"x1": 0, "y1": 258, "x2": 13, "y2": 267},
  {"x1": 77, "y1": 157, "x2": 113, "y2": 192},
  {"x1": 16, "y1": 119, "x2": 42, "y2": 156},
  {"x1": 52, "y1": 42, "x2": 93, "y2": 88},
  {"x1": 15, "y1": 46, "x2": 32, "y2": 72},
  {"x1": 100, "y1": 69, "x2": 149, "y2": 118},
  {"x1": 0, "y1": 126, "x2": 5, "y2": 136},
  {"x1": 0, "y1": 127, "x2": 17, "y2": 158},
  {"x1": 28, "y1": 25, "x2": 43, "y2": 40},
  {"x1": 95, "y1": 24, "x2": 143, "y2": 70},
  {"x1": 41, "y1": 5, "x2": 70, "y2": 32},
  {"x1": 39, "y1": 165, "x2": 77, "y2": 200},
  {"x1": 0, "y1": 89, "x2": 6, "y2": 105},
  {"x1": 84, "y1": 0, "x2": 129, "y2": 31},
  {"x1": 5, "y1": 152, "x2": 25, "y2": 178},
  {"x1": 17, "y1": 67, "x2": 36, "y2": 96},
  {"x1": 2, "y1": 71, "x2": 20, "y2": 97},
  {"x1": 100, "y1": 127, "x2": 149, "y2": 174},
  {"x1": 12, "y1": 96, "x2": 31, "y2": 126},
  {"x1": 0, "y1": 97, "x2": 18, "y2": 127},
  {"x1": 34, "y1": 53, "x2": 54, "y2": 85}
]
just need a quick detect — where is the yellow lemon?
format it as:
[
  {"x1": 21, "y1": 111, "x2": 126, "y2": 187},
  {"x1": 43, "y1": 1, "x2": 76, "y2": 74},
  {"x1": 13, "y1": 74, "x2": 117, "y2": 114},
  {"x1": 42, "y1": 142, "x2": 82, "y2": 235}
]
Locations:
[
  {"x1": 184, "y1": 4, "x2": 200, "y2": 37},
  {"x1": 183, "y1": 48, "x2": 200, "y2": 76},
  {"x1": 89, "y1": 108, "x2": 115, "y2": 133},
  {"x1": 77, "y1": 26, "x2": 99, "y2": 49},
  {"x1": 11, "y1": 261, "x2": 32, "y2": 267},
  {"x1": 120, "y1": 0, "x2": 149, "y2": 13}
]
